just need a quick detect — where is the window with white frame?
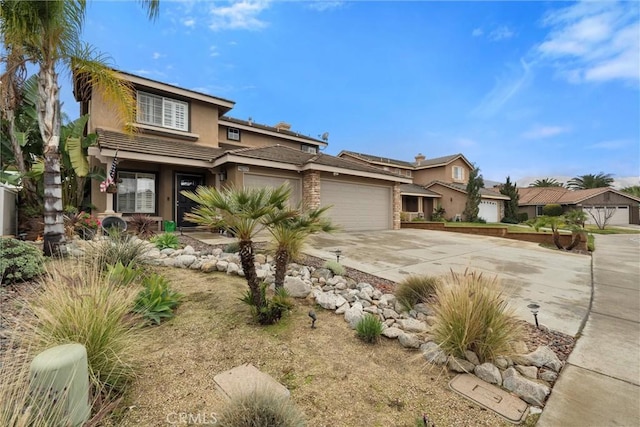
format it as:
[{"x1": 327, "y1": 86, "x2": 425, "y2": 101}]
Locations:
[
  {"x1": 117, "y1": 172, "x2": 156, "y2": 214},
  {"x1": 452, "y1": 166, "x2": 465, "y2": 181},
  {"x1": 405, "y1": 170, "x2": 412, "y2": 177},
  {"x1": 301, "y1": 144, "x2": 317, "y2": 154},
  {"x1": 227, "y1": 127, "x2": 240, "y2": 141},
  {"x1": 137, "y1": 91, "x2": 188, "y2": 131}
]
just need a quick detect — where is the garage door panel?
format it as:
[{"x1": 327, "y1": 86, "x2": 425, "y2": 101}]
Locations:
[
  {"x1": 321, "y1": 180, "x2": 390, "y2": 231},
  {"x1": 243, "y1": 174, "x2": 301, "y2": 206},
  {"x1": 479, "y1": 200, "x2": 499, "y2": 223},
  {"x1": 584, "y1": 206, "x2": 629, "y2": 225}
]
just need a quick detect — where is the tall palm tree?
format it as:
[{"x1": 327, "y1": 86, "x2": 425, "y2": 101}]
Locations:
[
  {"x1": 567, "y1": 173, "x2": 614, "y2": 190},
  {"x1": 621, "y1": 185, "x2": 640, "y2": 198},
  {"x1": 181, "y1": 185, "x2": 294, "y2": 312},
  {"x1": 529, "y1": 178, "x2": 564, "y2": 188},
  {"x1": 0, "y1": 0, "x2": 158, "y2": 256},
  {"x1": 267, "y1": 205, "x2": 336, "y2": 289}
]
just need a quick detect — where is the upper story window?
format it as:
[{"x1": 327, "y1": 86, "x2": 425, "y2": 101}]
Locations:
[
  {"x1": 405, "y1": 170, "x2": 412, "y2": 177},
  {"x1": 452, "y1": 166, "x2": 465, "y2": 181},
  {"x1": 301, "y1": 144, "x2": 317, "y2": 154},
  {"x1": 137, "y1": 91, "x2": 188, "y2": 132},
  {"x1": 227, "y1": 127, "x2": 241, "y2": 141}
]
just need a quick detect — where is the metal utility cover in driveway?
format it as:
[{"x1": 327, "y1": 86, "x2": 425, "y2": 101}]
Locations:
[
  {"x1": 214, "y1": 363, "x2": 290, "y2": 400},
  {"x1": 449, "y1": 374, "x2": 528, "y2": 424}
]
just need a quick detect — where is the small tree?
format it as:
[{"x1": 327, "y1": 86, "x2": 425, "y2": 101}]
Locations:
[
  {"x1": 586, "y1": 207, "x2": 617, "y2": 230},
  {"x1": 500, "y1": 176, "x2": 519, "y2": 222},
  {"x1": 542, "y1": 203, "x2": 563, "y2": 217},
  {"x1": 463, "y1": 166, "x2": 484, "y2": 222}
]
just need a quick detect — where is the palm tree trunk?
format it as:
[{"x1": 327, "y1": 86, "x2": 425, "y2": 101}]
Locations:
[
  {"x1": 552, "y1": 230, "x2": 563, "y2": 250},
  {"x1": 565, "y1": 231, "x2": 583, "y2": 251},
  {"x1": 274, "y1": 248, "x2": 289, "y2": 289},
  {"x1": 238, "y1": 239, "x2": 265, "y2": 309},
  {"x1": 38, "y1": 62, "x2": 65, "y2": 256}
]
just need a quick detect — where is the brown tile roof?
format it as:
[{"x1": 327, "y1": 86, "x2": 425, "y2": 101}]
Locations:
[
  {"x1": 425, "y1": 180, "x2": 510, "y2": 200},
  {"x1": 220, "y1": 116, "x2": 325, "y2": 144},
  {"x1": 414, "y1": 153, "x2": 468, "y2": 168},
  {"x1": 338, "y1": 150, "x2": 415, "y2": 168},
  {"x1": 399, "y1": 184, "x2": 441, "y2": 197},
  {"x1": 518, "y1": 187, "x2": 640, "y2": 205},
  {"x1": 96, "y1": 129, "x2": 225, "y2": 161}
]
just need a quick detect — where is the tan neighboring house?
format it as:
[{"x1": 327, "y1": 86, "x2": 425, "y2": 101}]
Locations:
[
  {"x1": 518, "y1": 187, "x2": 640, "y2": 225},
  {"x1": 337, "y1": 151, "x2": 509, "y2": 222},
  {"x1": 74, "y1": 71, "x2": 411, "y2": 231}
]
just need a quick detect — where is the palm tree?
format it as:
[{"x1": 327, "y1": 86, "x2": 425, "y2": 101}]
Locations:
[
  {"x1": 621, "y1": 185, "x2": 640, "y2": 198},
  {"x1": 529, "y1": 178, "x2": 564, "y2": 188},
  {"x1": 181, "y1": 185, "x2": 293, "y2": 313},
  {"x1": 567, "y1": 173, "x2": 614, "y2": 190},
  {"x1": 0, "y1": 0, "x2": 159, "y2": 256},
  {"x1": 267, "y1": 205, "x2": 336, "y2": 289}
]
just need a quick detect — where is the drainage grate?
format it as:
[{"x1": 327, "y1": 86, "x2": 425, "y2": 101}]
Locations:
[{"x1": 449, "y1": 374, "x2": 528, "y2": 424}]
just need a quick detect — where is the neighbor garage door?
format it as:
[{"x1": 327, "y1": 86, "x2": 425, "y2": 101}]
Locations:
[
  {"x1": 243, "y1": 174, "x2": 301, "y2": 206},
  {"x1": 584, "y1": 206, "x2": 630, "y2": 225},
  {"x1": 478, "y1": 200, "x2": 499, "y2": 223},
  {"x1": 320, "y1": 180, "x2": 391, "y2": 231}
]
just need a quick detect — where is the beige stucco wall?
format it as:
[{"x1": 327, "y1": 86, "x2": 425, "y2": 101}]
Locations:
[
  {"x1": 219, "y1": 125, "x2": 310, "y2": 150},
  {"x1": 413, "y1": 158, "x2": 470, "y2": 186},
  {"x1": 428, "y1": 183, "x2": 467, "y2": 221}
]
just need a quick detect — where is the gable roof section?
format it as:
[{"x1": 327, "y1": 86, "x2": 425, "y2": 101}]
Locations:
[
  {"x1": 214, "y1": 145, "x2": 412, "y2": 183},
  {"x1": 414, "y1": 153, "x2": 473, "y2": 169},
  {"x1": 425, "y1": 180, "x2": 510, "y2": 200},
  {"x1": 399, "y1": 184, "x2": 441, "y2": 197},
  {"x1": 518, "y1": 187, "x2": 640, "y2": 205},
  {"x1": 337, "y1": 150, "x2": 415, "y2": 169},
  {"x1": 220, "y1": 116, "x2": 327, "y2": 147}
]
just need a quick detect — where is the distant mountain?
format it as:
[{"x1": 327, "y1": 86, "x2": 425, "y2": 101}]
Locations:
[{"x1": 516, "y1": 176, "x2": 639, "y2": 189}]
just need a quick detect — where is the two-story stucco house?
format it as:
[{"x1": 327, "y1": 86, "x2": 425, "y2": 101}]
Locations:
[
  {"x1": 74, "y1": 71, "x2": 411, "y2": 231},
  {"x1": 338, "y1": 151, "x2": 509, "y2": 222}
]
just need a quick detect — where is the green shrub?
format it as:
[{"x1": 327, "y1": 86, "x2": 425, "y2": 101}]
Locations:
[
  {"x1": 224, "y1": 241, "x2": 240, "y2": 253},
  {"x1": 395, "y1": 275, "x2": 441, "y2": 311},
  {"x1": 84, "y1": 230, "x2": 146, "y2": 271},
  {"x1": 323, "y1": 260, "x2": 346, "y2": 276},
  {"x1": 134, "y1": 274, "x2": 183, "y2": 325},
  {"x1": 241, "y1": 286, "x2": 293, "y2": 325},
  {"x1": 218, "y1": 389, "x2": 306, "y2": 427},
  {"x1": 356, "y1": 314, "x2": 384, "y2": 344},
  {"x1": 542, "y1": 204, "x2": 563, "y2": 217},
  {"x1": 0, "y1": 238, "x2": 45, "y2": 285},
  {"x1": 476, "y1": 217, "x2": 487, "y2": 224},
  {"x1": 26, "y1": 260, "x2": 140, "y2": 394},
  {"x1": 432, "y1": 270, "x2": 523, "y2": 363},
  {"x1": 587, "y1": 234, "x2": 595, "y2": 252},
  {"x1": 501, "y1": 217, "x2": 519, "y2": 224},
  {"x1": 107, "y1": 261, "x2": 144, "y2": 287},
  {"x1": 516, "y1": 212, "x2": 529, "y2": 223},
  {"x1": 431, "y1": 205, "x2": 446, "y2": 222},
  {"x1": 150, "y1": 232, "x2": 180, "y2": 250}
]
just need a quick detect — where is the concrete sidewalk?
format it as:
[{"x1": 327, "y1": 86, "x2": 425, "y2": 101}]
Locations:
[{"x1": 538, "y1": 234, "x2": 640, "y2": 427}]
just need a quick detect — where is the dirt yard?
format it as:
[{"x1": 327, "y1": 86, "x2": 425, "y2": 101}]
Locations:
[{"x1": 112, "y1": 266, "x2": 512, "y2": 427}]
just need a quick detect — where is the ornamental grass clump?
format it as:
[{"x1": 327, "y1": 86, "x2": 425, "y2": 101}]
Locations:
[
  {"x1": 356, "y1": 314, "x2": 384, "y2": 344},
  {"x1": 323, "y1": 260, "x2": 346, "y2": 276},
  {"x1": 432, "y1": 270, "x2": 523, "y2": 363},
  {"x1": 84, "y1": 230, "x2": 147, "y2": 271},
  {"x1": 395, "y1": 274, "x2": 441, "y2": 311},
  {"x1": 218, "y1": 389, "x2": 306, "y2": 427},
  {"x1": 25, "y1": 260, "x2": 140, "y2": 395}
]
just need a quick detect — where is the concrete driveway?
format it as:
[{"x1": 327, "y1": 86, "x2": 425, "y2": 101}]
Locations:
[{"x1": 306, "y1": 229, "x2": 592, "y2": 336}]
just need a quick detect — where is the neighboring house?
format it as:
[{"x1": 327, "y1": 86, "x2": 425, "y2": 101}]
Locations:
[
  {"x1": 337, "y1": 151, "x2": 508, "y2": 222},
  {"x1": 74, "y1": 71, "x2": 411, "y2": 231},
  {"x1": 518, "y1": 187, "x2": 640, "y2": 225}
]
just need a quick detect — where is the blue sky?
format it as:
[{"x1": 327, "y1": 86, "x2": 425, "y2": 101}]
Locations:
[{"x1": 59, "y1": 0, "x2": 639, "y2": 185}]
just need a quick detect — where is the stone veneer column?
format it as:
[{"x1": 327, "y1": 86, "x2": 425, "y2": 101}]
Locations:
[
  {"x1": 393, "y1": 183, "x2": 401, "y2": 230},
  {"x1": 302, "y1": 170, "x2": 321, "y2": 209}
]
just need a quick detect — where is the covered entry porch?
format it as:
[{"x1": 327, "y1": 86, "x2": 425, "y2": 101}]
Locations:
[{"x1": 400, "y1": 184, "x2": 441, "y2": 221}]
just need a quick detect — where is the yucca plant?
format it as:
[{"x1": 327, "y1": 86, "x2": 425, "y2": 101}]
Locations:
[
  {"x1": 218, "y1": 389, "x2": 306, "y2": 427},
  {"x1": 432, "y1": 270, "x2": 523, "y2": 363},
  {"x1": 150, "y1": 232, "x2": 180, "y2": 250},
  {"x1": 395, "y1": 275, "x2": 441, "y2": 311},
  {"x1": 356, "y1": 314, "x2": 384, "y2": 344},
  {"x1": 134, "y1": 273, "x2": 183, "y2": 325}
]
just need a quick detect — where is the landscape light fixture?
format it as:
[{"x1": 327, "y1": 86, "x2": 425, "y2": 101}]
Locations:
[
  {"x1": 334, "y1": 249, "x2": 342, "y2": 263},
  {"x1": 527, "y1": 303, "x2": 540, "y2": 329}
]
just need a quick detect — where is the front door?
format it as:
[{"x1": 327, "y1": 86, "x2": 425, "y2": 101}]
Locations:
[{"x1": 176, "y1": 173, "x2": 205, "y2": 228}]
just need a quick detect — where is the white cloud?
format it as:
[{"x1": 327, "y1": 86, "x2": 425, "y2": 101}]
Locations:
[
  {"x1": 489, "y1": 26, "x2": 515, "y2": 41},
  {"x1": 209, "y1": 45, "x2": 220, "y2": 57},
  {"x1": 587, "y1": 139, "x2": 631, "y2": 149},
  {"x1": 152, "y1": 52, "x2": 165, "y2": 60},
  {"x1": 522, "y1": 125, "x2": 571, "y2": 139},
  {"x1": 536, "y1": 1, "x2": 640, "y2": 84},
  {"x1": 455, "y1": 137, "x2": 477, "y2": 148},
  {"x1": 472, "y1": 59, "x2": 533, "y2": 118},
  {"x1": 307, "y1": 1, "x2": 344, "y2": 12},
  {"x1": 472, "y1": 27, "x2": 484, "y2": 37},
  {"x1": 183, "y1": 18, "x2": 196, "y2": 28},
  {"x1": 208, "y1": 0, "x2": 270, "y2": 31}
]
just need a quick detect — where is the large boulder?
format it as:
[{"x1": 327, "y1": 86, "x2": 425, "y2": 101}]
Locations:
[
  {"x1": 397, "y1": 318, "x2": 428, "y2": 333},
  {"x1": 284, "y1": 276, "x2": 312, "y2": 298},
  {"x1": 474, "y1": 363, "x2": 502, "y2": 386},
  {"x1": 175, "y1": 254, "x2": 196, "y2": 268},
  {"x1": 421, "y1": 342, "x2": 447, "y2": 365},
  {"x1": 344, "y1": 302, "x2": 364, "y2": 329},
  {"x1": 519, "y1": 346, "x2": 563, "y2": 372},
  {"x1": 378, "y1": 294, "x2": 397, "y2": 309},
  {"x1": 316, "y1": 292, "x2": 347, "y2": 310},
  {"x1": 398, "y1": 332, "x2": 421, "y2": 349},
  {"x1": 502, "y1": 367, "x2": 550, "y2": 406},
  {"x1": 381, "y1": 327, "x2": 403, "y2": 339}
]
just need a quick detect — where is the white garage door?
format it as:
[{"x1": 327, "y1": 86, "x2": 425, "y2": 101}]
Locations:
[
  {"x1": 478, "y1": 200, "x2": 499, "y2": 223},
  {"x1": 243, "y1": 174, "x2": 301, "y2": 206},
  {"x1": 584, "y1": 206, "x2": 630, "y2": 225},
  {"x1": 320, "y1": 180, "x2": 391, "y2": 231}
]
